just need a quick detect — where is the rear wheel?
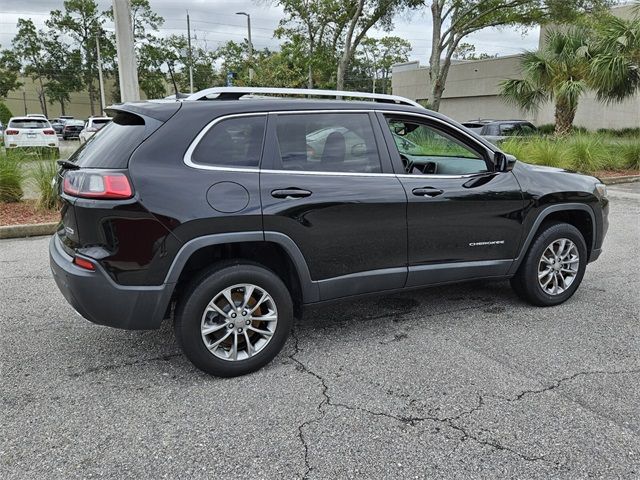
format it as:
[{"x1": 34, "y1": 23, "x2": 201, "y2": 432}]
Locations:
[
  {"x1": 511, "y1": 222, "x2": 587, "y2": 306},
  {"x1": 174, "y1": 262, "x2": 293, "y2": 377}
]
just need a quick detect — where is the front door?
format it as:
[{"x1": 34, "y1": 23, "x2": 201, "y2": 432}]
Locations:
[
  {"x1": 377, "y1": 112, "x2": 524, "y2": 287},
  {"x1": 261, "y1": 111, "x2": 408, "y2": 300}
]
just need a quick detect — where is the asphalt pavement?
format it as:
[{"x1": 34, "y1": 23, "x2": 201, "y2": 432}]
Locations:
[{"x1": 1, "y1": 183, "x2": 639, "y2": 479}]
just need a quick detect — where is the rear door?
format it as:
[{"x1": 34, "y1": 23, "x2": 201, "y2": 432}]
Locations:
[
  {"x1": 260, "y1": 110, "x2": 408, "y2": 300},
  {"x1": 377, "y1": 112, "x2": 524, "y2": 287}
]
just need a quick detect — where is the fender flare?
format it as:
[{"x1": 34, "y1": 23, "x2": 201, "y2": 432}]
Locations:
[
  {"x1": 163, "y1": 231, "x2": 319, "y2": 303},
  {"x1": 508, "y1": 203, "x2": 596, "y2": 275}
]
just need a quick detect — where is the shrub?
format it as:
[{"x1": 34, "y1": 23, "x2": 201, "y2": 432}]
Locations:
[
  {"x1": 618, "y1": 141, "x2": 640, "y2": 170},
  {"x1": 0, "y1": 156, "x2": 24, "y2": 202},
  {"x1": 537, "y1": 123, "x2": 555, "y2": 135},
  {"x1": 31, "y1": 159, "x2": 59, "y2": 210},
  {"x1": 526, "y1": 137, "x2": 565, "y2": 168},
  {"x1": 0, "y1": 101, "x2": 12, "y2": 125},
  {"x1": 597, "y1": 127, "x2": 640, "y2": 138},
  {"x1": 500, "y1": 137, "x2": 529, "y2": 160},
  {"x1": 564, "y1": 134, "x2": 614, "y2": 173}
]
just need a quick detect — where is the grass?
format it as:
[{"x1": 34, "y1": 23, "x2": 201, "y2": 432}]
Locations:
[
  {"x1": 0, "y1": 156, "x2": 25, "y2": 203},
  {"x1": 30, "y1": 158, "x2": 59, "y2": 210},
  {"x1": 500, "y1": 133, "x2": 640, "y2": 175}
]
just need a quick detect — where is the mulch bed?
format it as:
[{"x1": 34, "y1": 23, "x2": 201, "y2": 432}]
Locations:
[
  {"x1": 594, "y1": 169, "x2": 639, "y2": 178},
  {"x1": 0, "y1": 200, "x2": 59, "y2": 227}
]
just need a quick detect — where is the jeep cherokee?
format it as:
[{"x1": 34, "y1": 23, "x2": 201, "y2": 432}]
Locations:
[{"x1": 49, "y1": 87, "x2": 609, "y2": 377}]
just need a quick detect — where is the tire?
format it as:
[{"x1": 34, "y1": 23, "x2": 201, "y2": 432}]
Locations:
[
  {"x1": 174, "y1": 261, "x2": 293, "y2": 377},
  {"x1": 510, "y1": 222, "x2": 588, "y2": 306}
]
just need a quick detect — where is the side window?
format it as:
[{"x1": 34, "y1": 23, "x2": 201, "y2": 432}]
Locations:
[
  {"x1": 191, "y1": 115, "x2": 266, "y2": 167},
  {"x1": 386, "y1": 117, "x2": 488, "y2": 176},
  {"x1": 274, "y1": 113, "x2": 382, "y2": 173}
]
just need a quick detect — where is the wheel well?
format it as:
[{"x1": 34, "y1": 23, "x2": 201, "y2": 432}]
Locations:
[
  {"x1": 542, "y1": 210, "x2": 593, "y2": 255},
  {"x1": 173, "y1": 241, "x2": 304, "y2": 318}
]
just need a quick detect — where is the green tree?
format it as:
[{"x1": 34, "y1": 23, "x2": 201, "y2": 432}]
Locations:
[
  {"x1": 422, "y1": 0, "x2": 611, "y2": 111},
  {"x1": 453, "y1": 42, "x2": 498, "y2": 60},
  {"x1": 587, "y1": 10, "x2": 640, "y2": 101},
  {"x1": 500, "y1": 29, "x2": 591, "y2": 135},
  {"x1": 0, "y1": 49, "x2": 22, "y2": 99},
  {"x1": 47, "y1": 0, "x2": 111, "y2": 115},
  {"x1": 12, "y1": 19, "x2": 49, "y2": 116},
  {"x1": 42, "y1": 32, "x2": 83, "y2": 115}
]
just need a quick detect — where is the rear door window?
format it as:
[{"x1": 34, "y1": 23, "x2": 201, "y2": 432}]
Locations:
[
  {"x1": 190, "y1": 115, "x2": 266, "y2": 168},
  {"x1": 274, "y1": 113, "x2": 382, "y2": 173}
]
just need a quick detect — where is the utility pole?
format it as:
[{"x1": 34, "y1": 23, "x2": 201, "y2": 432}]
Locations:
[
  {"x1": 96, "y1": 34, "x2": 107, "y2": 114},
  {"x1": 236, "y1": 12, "x2": 253, "y2": 83},
  {"x1": 112, "y1": 0, "x2": 140, "y2": 102},
  {"x1": 22, "y1": 88, "x2": 27, "y2": 115},
  {"x1": 187, "y1": 11, "x2": 194, "y2": 94}
]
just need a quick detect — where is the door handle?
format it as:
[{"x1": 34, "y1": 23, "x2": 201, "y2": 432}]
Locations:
[
  {"x1": 412, "y1": 187, "x2": 443, "y2": 197},
  {"x1": 271, "y1": 188, "x2": 312, "y2": 199}
]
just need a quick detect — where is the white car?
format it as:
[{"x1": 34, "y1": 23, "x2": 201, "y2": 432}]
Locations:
[
  {"x1": 27, "y1": 113, "x2": 48, "y2": 120},
  {"x1": 3, "y1": 116, "x2": 59, "y2": 156},
  {"x1": 79, "y1": 116, "x2": 111, "y2": 144}
]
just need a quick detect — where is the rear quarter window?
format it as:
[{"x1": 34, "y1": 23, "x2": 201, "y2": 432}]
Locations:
[
  {"x1": 66, "y1": 111, "x2": 151, "y2": 168},
  {"x1": 189, "y1": 115, "x2": 266, "y2": 168}
]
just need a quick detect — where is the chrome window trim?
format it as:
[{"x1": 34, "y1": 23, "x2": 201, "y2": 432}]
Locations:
[
  {"x1": 183, "y1": 112, "x2": 268, "y2": 171},
  {"x1": 183, "y1": 109, "x2": 493, "y2": 179}
]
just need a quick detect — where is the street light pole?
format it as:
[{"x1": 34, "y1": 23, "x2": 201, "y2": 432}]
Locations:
[
  {"x1": 187, "y1": 11, "x2": 194, "y2": 94},
  {"x1": 236, "y1": 12, "x2": 253, "y2": 83},
  {"x1": 96, "y1": 34, "x2": 107, "y2": 114}
]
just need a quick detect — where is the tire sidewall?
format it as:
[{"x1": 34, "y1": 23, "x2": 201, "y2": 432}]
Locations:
[
  {"x1": 175, "y1": 263, "x2": 293, "y2": 377},
  {"x1": 525, "y1": 223, "x2": 588, "y2": 306}
]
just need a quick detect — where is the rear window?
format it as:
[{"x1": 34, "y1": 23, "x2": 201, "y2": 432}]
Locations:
[
  {"x1": 93, "y1": 119, "x2": 111, "y2": 126},
  {"x1": 9, "y1": 119, "x2": 49, "y2": 129},
  {"x1": 66, "y1": 112, "x2": 147, "y2": 168}
]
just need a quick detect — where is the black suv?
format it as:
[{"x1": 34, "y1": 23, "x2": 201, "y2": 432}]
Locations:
[{"x1": 49, "y1": 88, "x2": 609, "y2": 377}]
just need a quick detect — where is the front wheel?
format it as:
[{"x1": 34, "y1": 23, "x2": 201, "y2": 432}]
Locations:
[
  {"x1": 510, "y1": 222, "x2": 588, "y2": 306},
  {"x1": 174, "y1": 262, "x2": 293, "y2": 377}
]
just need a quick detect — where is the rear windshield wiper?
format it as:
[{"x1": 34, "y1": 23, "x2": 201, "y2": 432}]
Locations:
[{"x1": 57, "y1": 159, "x2": 80, "y2": 170}]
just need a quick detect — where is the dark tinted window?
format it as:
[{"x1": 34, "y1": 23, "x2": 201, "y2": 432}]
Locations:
[
  {"x1": 9, "y1": 119, "x2": 49, "y2": 129},
  {"x1": 274, "y1": 113, "x2": 381, "y2": 173},
  {"x1": 67, "y1": 112, "x2": 148, "y2": 168},
  {"x1": 191, "y1": 116, "x2": 266, "y2": 167}
]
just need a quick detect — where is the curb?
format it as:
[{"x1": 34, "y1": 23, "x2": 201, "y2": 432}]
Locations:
[
  {"x1": 601, "y1": 175, "x2": 640, "y2": 185},
  {"x1": 0, "y1": 222, "x2": 57, "y2": 240}
]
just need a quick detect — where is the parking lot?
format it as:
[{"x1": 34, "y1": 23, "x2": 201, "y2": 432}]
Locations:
[{"x1": 1, "y1": 183, "x2": 638, "y2": 479}]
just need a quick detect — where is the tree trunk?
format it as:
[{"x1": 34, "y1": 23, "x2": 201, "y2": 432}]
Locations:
[
  {"x1": 554, "y1": 100, "x2": 576, "y2": 136},
  {"x1": 37, "y1": 78, "x2": 48, "y2": 117},
  {"x1": 60, "y1": 100, "x2": 66, "y2": 116},
  {"x1": 428, "y1": 2, "x2": 443, "y2": 111},
  {"x1": 336, "y1": 0, "x2": 364, "y2": 91},
  {"x1": 87, "y1": 80, "x2": 95, "y2": 116},
  {"x1": 308, "y1": 63, "x2": 313, "y2": 90},
  {"x1": 336, "y1": 57, "x2": 349, "y2": 91}
]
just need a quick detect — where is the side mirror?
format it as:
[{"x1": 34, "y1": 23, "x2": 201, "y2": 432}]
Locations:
[{"x1": 494, "y1": 152, "x2": 516, "y2": 172}]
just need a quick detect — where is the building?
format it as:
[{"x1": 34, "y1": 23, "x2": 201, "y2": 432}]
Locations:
[{"x1": 391, "y1": 4, "x2": 639, "y2": 130}]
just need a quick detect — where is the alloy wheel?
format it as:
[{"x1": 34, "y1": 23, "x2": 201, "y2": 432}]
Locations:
[
  {"x1": 537, "y1": 238, "x2": 580, "y2": 295},
  {"x1": 200, "y1": 283, "x2": 278, "y2": 361}
]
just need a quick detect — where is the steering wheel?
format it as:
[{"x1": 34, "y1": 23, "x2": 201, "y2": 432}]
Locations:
[{"x1": 400, "y1": 154, "x2": 414, "y2": 173}]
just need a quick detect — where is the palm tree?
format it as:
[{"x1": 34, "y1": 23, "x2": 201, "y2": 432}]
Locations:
[
  {"x1": 588, "y1": 9, "x2": 640, "y2": 102},
  {"x1": 500, "y1": 29, "x2": 590, "y2": 136}
]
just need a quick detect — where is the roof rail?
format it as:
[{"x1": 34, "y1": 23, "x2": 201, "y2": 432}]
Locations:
[{"x1": 183, "y1": 87, "x2": 424, "y2": 108}]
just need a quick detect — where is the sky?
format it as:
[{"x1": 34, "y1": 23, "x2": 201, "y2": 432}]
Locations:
[{"x1": 0, "y1": 0, "x2": 540, "y2": 64}]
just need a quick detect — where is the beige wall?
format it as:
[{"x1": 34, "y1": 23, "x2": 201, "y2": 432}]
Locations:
[
  {"x1": 392, "y1": 4, "x2": 640, "y2": 130},
  {"x1": 392, "y1": 57, "x2": 640, "y2": 129}
]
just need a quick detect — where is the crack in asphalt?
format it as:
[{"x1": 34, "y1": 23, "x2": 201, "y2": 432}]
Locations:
[
  {"x1": 68, "y1": 353, "x2": 183, "y2": 378},
  {"x1": 288, "y1": 331, "x2": 552, "y2": 478},
  {"x1": 508, "y1": 368, "x2": 640, "y2": 402}
]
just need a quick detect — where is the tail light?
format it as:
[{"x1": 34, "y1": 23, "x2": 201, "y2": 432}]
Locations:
[
  {"x1": 73, "y1": 256, "x2": 95, "y2": 271},
  {"x1": 43, "y1": 129, "x2": 56, "y2": 135},
  {"x1": 5, "y1": 129, "x2": 19, "y2": 135},
  {"x1": 63, "y1": 170, "x2": 133, "y2": 199}
]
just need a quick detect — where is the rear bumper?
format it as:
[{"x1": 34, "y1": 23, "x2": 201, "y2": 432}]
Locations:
[{"x1": 49, "y1": 235, "x2": 173, "y2": 330}]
